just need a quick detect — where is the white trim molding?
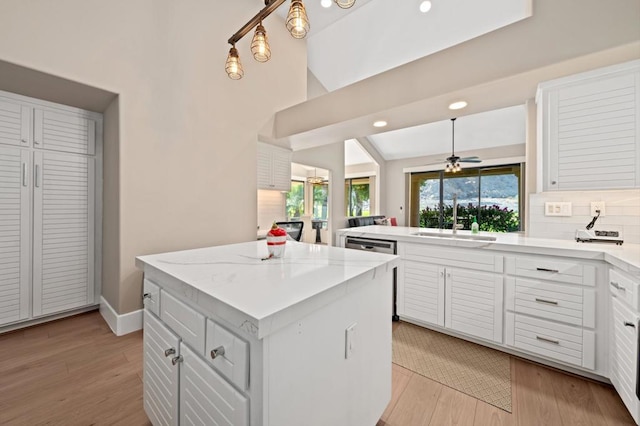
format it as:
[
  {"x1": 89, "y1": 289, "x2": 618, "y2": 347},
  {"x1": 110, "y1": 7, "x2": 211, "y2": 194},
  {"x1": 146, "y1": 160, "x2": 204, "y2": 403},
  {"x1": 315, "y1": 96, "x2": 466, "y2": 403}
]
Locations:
[
  {"x1": 402, "y1": 156, "x2": 526, "y2": 174},
  {"x1": 99, "y1": 296, "x2": 143, "y2": 336}
]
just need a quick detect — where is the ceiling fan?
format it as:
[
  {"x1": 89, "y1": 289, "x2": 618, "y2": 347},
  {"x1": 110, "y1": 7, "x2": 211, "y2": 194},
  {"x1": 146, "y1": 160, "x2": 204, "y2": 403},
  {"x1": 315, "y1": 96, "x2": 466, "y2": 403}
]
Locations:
[{"x1": 433, "y1": 118, "x2": 482, "y2": 173}]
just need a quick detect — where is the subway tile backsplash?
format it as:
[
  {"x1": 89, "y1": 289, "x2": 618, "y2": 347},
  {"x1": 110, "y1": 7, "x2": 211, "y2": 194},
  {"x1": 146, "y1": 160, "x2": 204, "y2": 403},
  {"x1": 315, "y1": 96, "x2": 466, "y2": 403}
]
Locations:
[{"x1": 529, "y1": 189, "x2": 640, "y2": 244}]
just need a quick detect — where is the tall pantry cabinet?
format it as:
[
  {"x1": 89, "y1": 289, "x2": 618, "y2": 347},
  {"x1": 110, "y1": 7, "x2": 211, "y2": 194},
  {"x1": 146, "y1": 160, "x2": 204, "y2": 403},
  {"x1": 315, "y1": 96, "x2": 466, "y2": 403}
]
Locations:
[{"x1": 0, "y1": 91, "x2": 101, "y2": 328}]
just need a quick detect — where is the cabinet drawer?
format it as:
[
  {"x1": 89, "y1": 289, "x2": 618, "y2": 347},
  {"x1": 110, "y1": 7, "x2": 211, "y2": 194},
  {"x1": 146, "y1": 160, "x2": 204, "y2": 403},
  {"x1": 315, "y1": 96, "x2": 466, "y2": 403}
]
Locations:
[
  {"x1": 506, "y1": 278, "x2": 595, "y2": 328},
  {"x1": 506, "y1": 256, "x2": 594, "y2": 286},
  {"x1": 401, "y1": 243, "x2": 502, "y2": 273},
  {"x1": 206, "y1": 319, "x2": 250, "y2": 390},
  {"x1": 142, "y1": 279, "x2": 160, "y2": 317},
  {"x1": 161, "y1": 291, "x2": 206, "y2": 355},
  {"x1": 505, "y1": 313, "x2": 595, "y2": 370},
  {"x1": 609, "y1": 269, "x2": 640, "y2": 311}
]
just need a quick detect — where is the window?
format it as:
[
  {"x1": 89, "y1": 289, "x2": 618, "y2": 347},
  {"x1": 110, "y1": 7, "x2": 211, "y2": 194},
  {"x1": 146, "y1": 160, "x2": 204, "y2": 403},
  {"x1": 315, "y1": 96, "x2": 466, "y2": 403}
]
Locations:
[
  {"x1": 410, "y1": 164, "x2": 522, "y2": 232},
  {"x1": 312, "y1": 183, "x2": 329, "y2": 220},
  {"x1": 345, "y1": 177, "x2": 370, "y2": 217},
  {"x1": 286, "y1": 180, "x2": 305, "y2": 219}
]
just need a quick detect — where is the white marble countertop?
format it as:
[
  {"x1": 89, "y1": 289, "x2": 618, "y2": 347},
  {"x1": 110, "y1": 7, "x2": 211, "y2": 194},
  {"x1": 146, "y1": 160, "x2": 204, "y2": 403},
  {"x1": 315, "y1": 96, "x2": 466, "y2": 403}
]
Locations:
[
  {"x1": 336, "y1": 226, "x2": 640, "y2": 275},
  {"x1": 136, "y1": 240, "x2": 398, "y2": 338}
]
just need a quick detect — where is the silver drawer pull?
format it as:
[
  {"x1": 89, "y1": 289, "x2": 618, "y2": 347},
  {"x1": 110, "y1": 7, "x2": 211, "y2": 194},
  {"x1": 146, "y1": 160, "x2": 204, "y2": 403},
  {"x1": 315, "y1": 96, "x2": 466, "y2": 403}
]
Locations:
[
  {"x1": 164, "y1": 348, "x2": 176, "y2": 357},
  {"x1": 210, "y1": 346, "x2": 226, "y2": 359},
  {"x1": 624, "y1": 321, "x2": 636, "y2": 328},
  {"x1": 171, "y1": 355, "x2": 183, "y2": 365},
  {"x1": 536, "y1": 267, "x2": 559, "y2": 273},
  {"x1": 535, "y1": 298, "x2": 558, "y2": 306},
  {"x1": 360, "y1": 245, "x2": 374, "y2": 250},
  {"x1": 536, "y1": 335, "x2": 560, "y2": 345},
  {"x1": 610, "y1": 281, "x2": 626, "y2": 291}
]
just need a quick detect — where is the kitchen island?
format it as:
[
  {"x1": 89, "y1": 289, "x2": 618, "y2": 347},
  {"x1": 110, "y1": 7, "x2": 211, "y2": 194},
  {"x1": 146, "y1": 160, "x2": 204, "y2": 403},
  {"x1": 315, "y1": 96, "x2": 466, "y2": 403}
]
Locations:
[{"x1": 136, "y1": 240, "x2": 398, "y2": 426}]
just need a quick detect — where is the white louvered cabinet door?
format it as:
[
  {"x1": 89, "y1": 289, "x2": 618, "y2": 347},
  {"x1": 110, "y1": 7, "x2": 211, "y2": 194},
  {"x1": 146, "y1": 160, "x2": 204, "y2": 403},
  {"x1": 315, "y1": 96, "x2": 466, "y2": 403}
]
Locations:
[
  {"x1": 0, "y1": 99, "x2": 30, "y2": 147},
  {"x1": 0, "y1": 146, "x2": 30, "y2": 325},
  {"x1": 32, "y1": 150, "x2": 95, "y2": 317},
  {"x1": 34, "y1": 108, "x2": 96, "y2": 155}
]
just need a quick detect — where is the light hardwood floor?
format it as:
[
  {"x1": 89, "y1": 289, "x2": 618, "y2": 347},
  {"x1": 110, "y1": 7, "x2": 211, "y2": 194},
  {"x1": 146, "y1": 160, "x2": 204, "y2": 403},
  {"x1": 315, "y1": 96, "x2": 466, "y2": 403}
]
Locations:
[{"x1": 0, "y1": 312, "x2": 634, "y2": 425}]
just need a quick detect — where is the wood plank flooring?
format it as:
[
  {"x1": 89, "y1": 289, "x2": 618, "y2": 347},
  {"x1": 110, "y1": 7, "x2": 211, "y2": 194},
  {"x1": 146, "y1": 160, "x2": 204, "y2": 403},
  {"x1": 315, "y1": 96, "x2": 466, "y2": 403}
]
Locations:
[{"x1": 0, "y1": 312, "x2": 634, "y2": 425}]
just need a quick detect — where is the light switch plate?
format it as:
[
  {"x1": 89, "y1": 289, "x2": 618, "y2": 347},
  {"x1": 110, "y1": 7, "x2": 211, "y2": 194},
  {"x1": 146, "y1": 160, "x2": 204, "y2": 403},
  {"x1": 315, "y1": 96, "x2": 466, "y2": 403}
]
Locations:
[{"x1": 544, "y1": 202, "x2": 572, "y2": 216}]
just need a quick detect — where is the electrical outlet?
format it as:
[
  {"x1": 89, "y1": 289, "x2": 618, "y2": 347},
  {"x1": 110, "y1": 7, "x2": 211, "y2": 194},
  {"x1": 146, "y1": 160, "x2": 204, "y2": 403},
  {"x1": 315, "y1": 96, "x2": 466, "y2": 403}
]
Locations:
[
  {"x1": 345, "y1": 322, "x2": 357, "y2": 359},
  {"x1": 544, "y1": 202, "x2": 572, "y2": 216},
  {"x1": 590, "y1": 201, "x2": 606, "y2": 216}
]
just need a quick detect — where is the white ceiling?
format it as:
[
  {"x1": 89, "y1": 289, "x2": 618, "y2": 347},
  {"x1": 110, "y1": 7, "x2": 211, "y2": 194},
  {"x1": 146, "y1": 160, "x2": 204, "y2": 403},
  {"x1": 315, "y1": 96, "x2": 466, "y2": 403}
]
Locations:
[
  {"x1": 279, "y1": 0, "x2": 530, "y2": 162},
  {"x1": 306, "y1": 0, "x2": 530, "y2": 92},
  {"x1": 369, "y1": 104, "x2": 526, "y2": 161}
]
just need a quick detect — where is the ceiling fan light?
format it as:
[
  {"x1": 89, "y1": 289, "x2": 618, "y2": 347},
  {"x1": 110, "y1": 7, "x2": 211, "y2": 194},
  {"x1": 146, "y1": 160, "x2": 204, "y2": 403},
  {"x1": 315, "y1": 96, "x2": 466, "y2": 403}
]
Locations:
[
  {"x1": 321, "y1": 0, "x2": 332, "y2": 7},
  {"x1": 225, "y1": 46, "x2": 244, "y2": 80},
  {"x1": 334, "y1": 0, "x2": 356, "y2": 9},
  {"x1": 286, "y1": 0, "x2": 310, "y2": 39},
  {"x1": 251, "y1": 23, "x2": 271, "y2": 62}
]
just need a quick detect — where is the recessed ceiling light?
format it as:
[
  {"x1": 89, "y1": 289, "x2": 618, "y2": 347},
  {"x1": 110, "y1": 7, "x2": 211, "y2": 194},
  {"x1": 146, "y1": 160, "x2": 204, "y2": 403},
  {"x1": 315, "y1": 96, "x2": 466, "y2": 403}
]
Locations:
[
  {"x1": 321, "y1": 0, "x2": 332, "y2": 8},
  {"x1": 419, "y1": 1, "x2": 432, "y2": 13},
  {"x1": 448, "y1": 101, "x2": 468, "y2": 110},
  {"x1": 373, "y1": 120, "x2": 387, "y2": 128}
]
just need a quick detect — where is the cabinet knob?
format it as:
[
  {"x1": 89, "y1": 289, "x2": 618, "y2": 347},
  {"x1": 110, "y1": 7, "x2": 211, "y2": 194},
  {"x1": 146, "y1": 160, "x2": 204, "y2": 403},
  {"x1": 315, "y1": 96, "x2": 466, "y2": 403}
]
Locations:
[
  {"x1": 171, "y1": 355, "x2": 183, "y2": 365},
  {"x1": 624, "y1": 321, "x2": 636, "y2": 328},
  {"x1": 164, "y1": 348, "x2": 176, "y2": 357},
  {"x1": 21, "y1": 138, "x2": 27, "y2": 143},
  {"x1": 210, "y1": 346, "x2": 226, "y2": 359},
  {"x1": 551, "y1": 180, "x2": 557, "y2": 185},
  {"x1": 143, "y1": 293, "x2": 152, "y2": 300},
  {"x1": 610, "y1": 281, "x2": 626, "y2": 291}
]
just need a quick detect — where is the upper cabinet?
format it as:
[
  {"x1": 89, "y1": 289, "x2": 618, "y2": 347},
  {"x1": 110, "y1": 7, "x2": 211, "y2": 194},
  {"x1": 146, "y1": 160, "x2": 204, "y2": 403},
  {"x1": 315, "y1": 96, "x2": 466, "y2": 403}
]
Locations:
[
  {"x1": 257, "y1": 142, "x2": 291, "y2": 191},
  {"x1": 0, "y1": 99, "x2": 30, "y2": 147},
  {"x1": 34, "y1": 109, "x2": 96, "y2": 155},
  {"x1": 537, "y1": 60, "x2": 640, "y2": 191}
]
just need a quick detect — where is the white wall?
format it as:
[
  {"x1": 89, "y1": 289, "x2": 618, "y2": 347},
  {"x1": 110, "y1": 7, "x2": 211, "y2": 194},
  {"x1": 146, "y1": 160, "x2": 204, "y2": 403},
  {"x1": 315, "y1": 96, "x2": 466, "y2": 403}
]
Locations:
[
  {"x1": 0, "y1": 0, "x2": 307, "y2": 314},
  {"x1": 528, "y1": 190, "x2": 640, "y2": 244}
]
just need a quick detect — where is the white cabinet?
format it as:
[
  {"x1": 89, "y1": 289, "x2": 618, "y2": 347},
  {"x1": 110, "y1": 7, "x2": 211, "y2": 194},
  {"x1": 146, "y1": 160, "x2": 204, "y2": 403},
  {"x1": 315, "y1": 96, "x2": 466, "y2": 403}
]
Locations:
[
  {"x1": 537, "y1": 60, "x2": 640, "y2": 191},
  {"x1": 0, "y1": 90, "x2": 101, "y2": 328},
  {"x1": 32, "y1": 151, "x2": 95, "y2": 316},
  {"x1": 143, "y1": 311, "x2": 181, "y2": 426},
  {"x1": 180, "y1": 343, "x2": 249, "y2": 426},
  {"x1": 0, "y1": 145, "x2": 30, "y2": 325},
  {"x1": 34, "y1": 108, "x2": 96, "y2": 155},
  {"x1": 609, "y1": 268, "x2": 640, "y2": 424},
  {"x1": 505, "y1": 254, "x2": 597, "y2": 370},
  {"x1": 445, "y1": 268, "x2": 504, "y2": 343},
  {"x1": 143, "y1": 287, "x2": 251, "y2": 426},
  {"x1": 398, "y1": 243, "x2": 504, "y2": 343},
  {"x1": 0, "y1": 99, "x2": 30, "y2": 147},
  {"x1": 257, "y1": 142, "x2": 291, "y2": 191}
]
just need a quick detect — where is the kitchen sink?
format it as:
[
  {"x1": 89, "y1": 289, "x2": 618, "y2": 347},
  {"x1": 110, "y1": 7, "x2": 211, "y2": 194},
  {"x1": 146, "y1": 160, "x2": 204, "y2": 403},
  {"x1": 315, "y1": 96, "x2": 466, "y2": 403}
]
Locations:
[{"x1": 412, "y1": 232, "x2": 497, "y2": 242}]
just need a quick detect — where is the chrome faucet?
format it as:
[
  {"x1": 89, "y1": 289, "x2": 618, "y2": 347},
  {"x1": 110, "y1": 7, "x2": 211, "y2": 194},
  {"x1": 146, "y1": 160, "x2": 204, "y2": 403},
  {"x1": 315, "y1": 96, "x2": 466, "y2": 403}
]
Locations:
[{"x1": 452, "y1": 194, "x2": 458, "y2": 234}]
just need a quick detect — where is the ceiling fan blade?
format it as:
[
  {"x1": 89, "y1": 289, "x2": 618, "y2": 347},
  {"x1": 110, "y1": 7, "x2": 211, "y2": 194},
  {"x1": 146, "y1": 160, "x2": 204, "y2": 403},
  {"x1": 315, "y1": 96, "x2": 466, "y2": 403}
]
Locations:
[
  {"x1": 460, "y1": 157, "x2": 482, "y2": 163},
  {"x1": 422, "y1": 160, "x2": 446, "y2": 166}
]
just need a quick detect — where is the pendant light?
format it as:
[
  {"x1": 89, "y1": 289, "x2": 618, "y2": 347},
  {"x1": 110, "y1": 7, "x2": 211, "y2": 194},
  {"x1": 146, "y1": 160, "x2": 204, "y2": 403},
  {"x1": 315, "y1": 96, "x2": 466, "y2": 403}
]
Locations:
[
  {"x1": 334, "y1": 0, "x2": 356, "y2": 9},
  {"x1": 286, "y1": 0, "x2": 310, "y2": 39},
  {"x1": 225, "y1": 45, "x2": 244, "y2": 80},
  {"x1": 251, "y1": 22, "x2": 271, "y2": 62}
]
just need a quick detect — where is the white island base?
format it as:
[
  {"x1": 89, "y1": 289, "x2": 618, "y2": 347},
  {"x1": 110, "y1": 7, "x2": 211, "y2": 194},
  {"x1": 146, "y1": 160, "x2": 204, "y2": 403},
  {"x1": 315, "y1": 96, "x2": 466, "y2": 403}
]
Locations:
[{"x1": 136, "y1": 241, "x2": 398, "y2": 426}]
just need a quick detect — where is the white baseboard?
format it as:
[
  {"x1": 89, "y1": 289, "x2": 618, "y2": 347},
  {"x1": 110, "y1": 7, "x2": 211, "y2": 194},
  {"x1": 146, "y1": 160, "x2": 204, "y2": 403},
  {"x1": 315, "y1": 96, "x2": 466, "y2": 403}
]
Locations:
[{"x1": 100, "y1": 296, "x2": 143, "y2": 336}]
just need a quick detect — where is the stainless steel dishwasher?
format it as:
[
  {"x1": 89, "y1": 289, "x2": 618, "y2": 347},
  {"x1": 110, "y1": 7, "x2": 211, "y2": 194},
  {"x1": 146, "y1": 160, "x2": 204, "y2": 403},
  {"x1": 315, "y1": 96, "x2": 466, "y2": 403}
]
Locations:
[{"x1": 345, "y1": 237, "x2": 399, "y2": 321}]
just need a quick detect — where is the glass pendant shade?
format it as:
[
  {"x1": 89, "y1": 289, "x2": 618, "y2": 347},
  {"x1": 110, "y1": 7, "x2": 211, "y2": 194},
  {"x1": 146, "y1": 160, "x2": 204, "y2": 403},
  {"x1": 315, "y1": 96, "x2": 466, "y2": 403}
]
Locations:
[
  {"x1": 286, "y1": 0, "x2": 310, "y2": 39},
  {"x1": 251, "y1": 23, "x2": 271, "y2": 62},
  {"x1": 225, "y1": 46, "x2": 244, "y2": 80},
  {"x1": 334, "y1": 0, "x2": 356, "y2": 8}
]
